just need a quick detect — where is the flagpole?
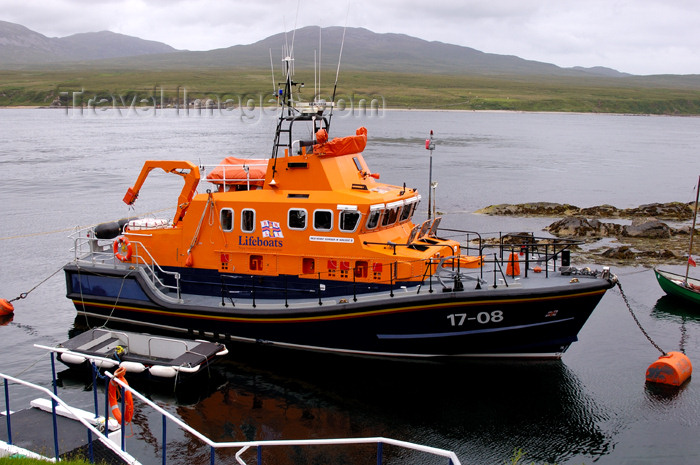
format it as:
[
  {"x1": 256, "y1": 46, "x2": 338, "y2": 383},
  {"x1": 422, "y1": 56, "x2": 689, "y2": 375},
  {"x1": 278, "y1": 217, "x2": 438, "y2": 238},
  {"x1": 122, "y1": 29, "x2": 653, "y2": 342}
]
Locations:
[
  {"x1": 685, "y1": 175, "x2": 700, "y2": 285},
  {"x1": 425, "y1": 130, "x2": 435, "y2": 220}
]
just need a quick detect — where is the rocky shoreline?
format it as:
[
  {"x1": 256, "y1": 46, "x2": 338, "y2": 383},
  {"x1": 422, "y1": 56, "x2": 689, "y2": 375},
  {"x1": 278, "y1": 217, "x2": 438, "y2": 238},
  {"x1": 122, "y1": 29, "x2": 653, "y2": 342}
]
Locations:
[{"x1": 475, "y1": 202, "x2": 697, "y2": 266}]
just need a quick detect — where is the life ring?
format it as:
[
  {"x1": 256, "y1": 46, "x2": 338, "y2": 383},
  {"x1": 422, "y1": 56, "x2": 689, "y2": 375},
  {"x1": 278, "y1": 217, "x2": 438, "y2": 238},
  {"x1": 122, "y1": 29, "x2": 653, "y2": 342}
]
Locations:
[
  {"x1": 108, "y1": 366, "x2": 134, "y2": 424},
  {"x1": 113, "y1": 236, "x2": 133, "y2": 262}
]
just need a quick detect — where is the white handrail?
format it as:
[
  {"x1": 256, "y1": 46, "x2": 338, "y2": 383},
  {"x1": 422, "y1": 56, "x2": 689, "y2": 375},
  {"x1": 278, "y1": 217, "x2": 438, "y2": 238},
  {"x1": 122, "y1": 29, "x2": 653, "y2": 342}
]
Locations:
[
  {"x1": 104, "y1": 370, "x2": 462, "y2": 465},
  {"x1": 0, "y1": 372, "x2": 140, "y2": 465},
  {"x1": 2, "y1": 364, "x2": 461, "y2": 465}
]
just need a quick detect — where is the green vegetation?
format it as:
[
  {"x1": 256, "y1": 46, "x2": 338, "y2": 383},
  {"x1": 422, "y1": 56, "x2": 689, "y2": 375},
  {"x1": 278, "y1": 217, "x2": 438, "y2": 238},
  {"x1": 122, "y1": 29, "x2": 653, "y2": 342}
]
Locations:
[
  {"x1": 0, "y1": 456, "x2": 94, "y2": 465},
  {"x1": 2, "y1": 67, "x2": 700, "y2": 114}
]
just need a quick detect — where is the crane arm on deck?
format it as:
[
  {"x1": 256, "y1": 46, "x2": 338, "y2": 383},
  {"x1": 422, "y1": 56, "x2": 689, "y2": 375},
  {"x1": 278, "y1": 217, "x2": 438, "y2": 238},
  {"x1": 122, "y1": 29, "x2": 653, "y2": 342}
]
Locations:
[{"x1": 123, "y1": 160, "x2": 200, "y2": 226}]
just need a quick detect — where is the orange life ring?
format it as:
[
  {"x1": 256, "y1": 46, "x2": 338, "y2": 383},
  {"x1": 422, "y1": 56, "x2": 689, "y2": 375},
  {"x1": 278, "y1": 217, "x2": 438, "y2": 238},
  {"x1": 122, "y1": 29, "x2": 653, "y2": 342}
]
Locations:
[
  {"x1": 108, "y1": 366, "x2": 134, "y2": 424},
  {"x1": 113, "y1": 236, "x2": 133, "y2": 262}
]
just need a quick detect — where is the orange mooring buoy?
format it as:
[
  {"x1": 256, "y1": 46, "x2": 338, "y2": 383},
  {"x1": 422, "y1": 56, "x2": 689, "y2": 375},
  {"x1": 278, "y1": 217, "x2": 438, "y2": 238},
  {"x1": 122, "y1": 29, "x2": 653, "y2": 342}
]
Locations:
[
  {"x1": 646, "y1": 351, "x2": 692, "y2": 386},
  {"x1": 0, "y1": 298, "x2": 14, "y2": 316}
]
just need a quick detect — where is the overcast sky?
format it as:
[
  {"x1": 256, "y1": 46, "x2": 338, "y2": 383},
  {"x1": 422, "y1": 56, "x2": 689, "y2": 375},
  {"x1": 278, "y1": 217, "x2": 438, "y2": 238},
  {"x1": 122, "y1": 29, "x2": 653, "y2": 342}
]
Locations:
[{"x1": 3, "y1": 0, "x2": 700, "y2": 75}]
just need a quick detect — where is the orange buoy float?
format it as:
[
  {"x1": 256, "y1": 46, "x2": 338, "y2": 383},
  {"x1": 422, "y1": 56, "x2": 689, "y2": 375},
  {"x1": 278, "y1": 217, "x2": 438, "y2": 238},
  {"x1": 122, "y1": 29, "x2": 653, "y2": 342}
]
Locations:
[
  {"x1": 506, "y1": 252, "x2": 520, "y2": 276},
  {"x1": 0, "y1": 298, "x2": 14, "y2": 316},
  {"x1": 646, "y1": 351, "x2": 692, "y2": 386},
  {"x1": 108, "y1": 366, "x2": 134, "y2": 424},
  {"x1": 113, "y1": 236, "x2": 133, "y2": 262}
]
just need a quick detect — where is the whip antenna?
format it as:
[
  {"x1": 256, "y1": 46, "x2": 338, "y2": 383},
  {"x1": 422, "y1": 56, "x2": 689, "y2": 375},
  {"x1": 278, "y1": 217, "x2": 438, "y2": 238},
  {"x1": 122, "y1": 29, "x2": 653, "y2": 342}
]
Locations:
[
  {"x1": 329, "y1": 2, "x2": 350, "y2": 127},
  {"x1": 318, "y1": 26, "x2": 322, "y2": 103},
  {"x1": 269, "y1": 48, "x2": 275, "y2": 95},
  {"x1": 289, "y1": 0, "x2": 300, "y2": 76}
]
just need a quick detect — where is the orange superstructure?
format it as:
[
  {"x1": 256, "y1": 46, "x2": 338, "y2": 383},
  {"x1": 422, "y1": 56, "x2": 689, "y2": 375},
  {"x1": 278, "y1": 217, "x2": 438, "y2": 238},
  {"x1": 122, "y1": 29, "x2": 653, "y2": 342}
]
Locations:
[{"x1": 119, "y1": 123, "x2": 457, "y2": 288}]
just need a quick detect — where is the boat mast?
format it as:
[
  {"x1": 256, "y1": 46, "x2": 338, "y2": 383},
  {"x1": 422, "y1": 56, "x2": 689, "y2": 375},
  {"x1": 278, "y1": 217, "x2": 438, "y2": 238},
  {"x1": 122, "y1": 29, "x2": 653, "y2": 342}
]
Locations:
[
  {"x1": 269, "y1": 48, "x2": 297, "y2": 179},
  {"x1": 685, "y1": 175, "x2": 700, "y2": 284}
]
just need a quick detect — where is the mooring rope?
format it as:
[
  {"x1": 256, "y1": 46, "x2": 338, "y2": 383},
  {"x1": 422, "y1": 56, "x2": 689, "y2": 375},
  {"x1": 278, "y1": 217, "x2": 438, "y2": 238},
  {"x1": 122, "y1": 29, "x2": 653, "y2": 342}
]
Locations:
[
  {"x1": 616, "y1": 281, "x2": 666, "y2": 356},
  {"x1": 7, "y1": 264, "x2": 66, "y2": 303}
]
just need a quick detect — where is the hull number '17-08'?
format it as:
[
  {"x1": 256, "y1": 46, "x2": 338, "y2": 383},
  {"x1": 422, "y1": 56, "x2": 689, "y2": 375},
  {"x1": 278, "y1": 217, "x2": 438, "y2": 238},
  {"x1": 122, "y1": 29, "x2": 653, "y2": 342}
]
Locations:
[{"x1": 447, "y1": 311, "x2": 504, "y2": 326}]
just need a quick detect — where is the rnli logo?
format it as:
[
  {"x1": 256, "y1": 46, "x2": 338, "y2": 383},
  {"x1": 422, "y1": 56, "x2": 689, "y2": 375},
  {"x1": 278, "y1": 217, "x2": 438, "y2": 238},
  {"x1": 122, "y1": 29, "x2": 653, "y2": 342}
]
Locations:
[
  {"x1": 238, "y1": 220, "x2": 284, "y2": 248},
  {"x1": 261, "y1": 220, "x2": 283, "y2": 238}
]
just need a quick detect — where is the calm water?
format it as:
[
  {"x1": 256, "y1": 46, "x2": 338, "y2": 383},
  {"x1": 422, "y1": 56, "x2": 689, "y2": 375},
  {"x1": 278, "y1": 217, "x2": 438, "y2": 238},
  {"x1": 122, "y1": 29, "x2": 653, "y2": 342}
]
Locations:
[{"x1": 1, "y1": 107, "x2": 700, "y2": 464}]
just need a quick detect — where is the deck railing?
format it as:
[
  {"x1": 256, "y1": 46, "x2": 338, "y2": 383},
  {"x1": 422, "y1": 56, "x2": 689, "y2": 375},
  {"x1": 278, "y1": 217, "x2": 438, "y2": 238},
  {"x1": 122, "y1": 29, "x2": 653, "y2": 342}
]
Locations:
[
  {"x1": 70, "y1": 223, "x2": 589, "y2": 308},
  {"x1": 71, "y1": 227, "x2": 181, "y2": 300},
  {"x1": 128, "y1": 239, "x2": 181, "y2": 299},
  {"x1": 105, "y1": 366, "x2": 462, "y2": 465},
  {"x1": 1, "y1": 369, "x2": 138, "y2": 464},
  {"x1": 1, "y1": 351, "x2": 462, "y2": 465}
]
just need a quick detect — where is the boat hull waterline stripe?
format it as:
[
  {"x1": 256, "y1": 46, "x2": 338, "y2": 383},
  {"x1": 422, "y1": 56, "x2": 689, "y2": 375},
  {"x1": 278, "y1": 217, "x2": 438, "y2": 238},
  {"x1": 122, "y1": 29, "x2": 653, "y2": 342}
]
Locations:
[
  {"x1": 377, "y1": 317, "x2": 575, "y2": 340},
  {"x1": 71, "y1": 288, "x2": 606, "y2": 324}
]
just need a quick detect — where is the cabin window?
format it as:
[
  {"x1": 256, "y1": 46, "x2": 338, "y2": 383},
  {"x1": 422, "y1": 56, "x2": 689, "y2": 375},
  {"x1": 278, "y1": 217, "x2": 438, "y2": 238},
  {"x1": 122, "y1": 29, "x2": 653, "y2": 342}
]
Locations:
[
  {"x1": 382, "y1": 201, "x2": 403, "y2": 227},
  {"x1": 399, "y1": 203, "x2": 412, "y2": 222},
  {"x1": 400, "y1": 197, "x2": 419, "y2": 222},
  {"x1": 288, "y1": 208, "x2": 307, "y2": 230},
  {"x1": 352, "y1": 157, "x2": 363, "y2": 171},
  {"x1": 382, "y1": 206, "x2": 400, "y2": 226},
  {"x1": 313, "y1": 210, "x2": 333, "y2": 231},
  {"x1": 220, "y1": 208, "x2": 234, "y2": 232},
  {"x1": 241, "y1": 209, "x2": 255, "y2": 233},
  {"x1": 339, "y1": 210, "x2": 361, "y2": 233},
  {"x1": 366, "y1": 204, "x2": 384, "y2": 230}
]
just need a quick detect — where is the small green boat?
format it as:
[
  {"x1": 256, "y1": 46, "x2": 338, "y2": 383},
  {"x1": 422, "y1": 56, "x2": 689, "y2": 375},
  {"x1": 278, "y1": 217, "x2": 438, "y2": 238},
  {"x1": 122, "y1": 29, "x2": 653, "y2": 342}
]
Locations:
[
  {"x1": 654, "y1": 268, "x2": 700, "y2": 305},
  {"x1": 655, "y1": 174, "x2": 699, "y2": 306}
]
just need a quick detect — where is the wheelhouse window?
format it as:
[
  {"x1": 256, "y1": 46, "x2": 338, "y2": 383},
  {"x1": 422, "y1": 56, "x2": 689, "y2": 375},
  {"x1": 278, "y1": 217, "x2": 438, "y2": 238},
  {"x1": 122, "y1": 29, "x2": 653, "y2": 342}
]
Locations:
[
  {"x1": 338, "y1": 205, "x2": 361, "y2": 233},
  {"x1": 313, "y1": 210, "x2": 333, "y2": 231},
  {"x1": 365, "y1": 204, "x2": 384, "y2": 230},
  {"x1": 288, "y1": 208, "x2": 307, "y2": 230},
  {"x1": 352, "y1": 157, "x2": 363, "y2": 171},
  {"x1": 220, "y1": 208, "x2": 234, "y2": 232},
  {"x1": 400, "y1": 196, "x2": 420, "y2": 222},
  {"x1": 381, "y1": 200, "x2": 402, "y2": 227},
  {"x1": 241, "y1": 209, "x2": 255, "y2": 233}
]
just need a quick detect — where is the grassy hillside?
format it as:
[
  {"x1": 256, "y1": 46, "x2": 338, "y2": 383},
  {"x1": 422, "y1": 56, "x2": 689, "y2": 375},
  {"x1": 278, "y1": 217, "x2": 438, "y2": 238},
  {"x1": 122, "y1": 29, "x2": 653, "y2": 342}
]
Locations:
[{"x1": 2, "y1": 67, "x2": 700, "y2": 114}]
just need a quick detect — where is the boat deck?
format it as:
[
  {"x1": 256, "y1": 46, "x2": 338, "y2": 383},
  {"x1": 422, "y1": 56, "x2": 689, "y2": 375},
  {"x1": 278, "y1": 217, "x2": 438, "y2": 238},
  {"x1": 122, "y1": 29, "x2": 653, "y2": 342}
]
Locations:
[
  {"x1": 60, "y1": 328, "x2": 225, "y2": 366},
  {"x1": 175, "y1": 266, "x2": 611, "y2": 309},
  {"x1": 68, "y1": 252, "x2": 614, "y2": 317}
]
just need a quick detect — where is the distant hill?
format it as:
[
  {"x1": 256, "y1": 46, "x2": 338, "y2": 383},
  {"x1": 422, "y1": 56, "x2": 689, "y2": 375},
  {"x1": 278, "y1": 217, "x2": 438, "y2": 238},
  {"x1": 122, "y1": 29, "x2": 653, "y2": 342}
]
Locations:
[
  {"x1": 0, "y1": 21, "x2": 630, "y2": 78},
  {"x1": 79, "y1": 26, "x2": 632, "y2": 78},
  {"x1": 0, "y1": 20, "x2": 177, "y2": 65}
]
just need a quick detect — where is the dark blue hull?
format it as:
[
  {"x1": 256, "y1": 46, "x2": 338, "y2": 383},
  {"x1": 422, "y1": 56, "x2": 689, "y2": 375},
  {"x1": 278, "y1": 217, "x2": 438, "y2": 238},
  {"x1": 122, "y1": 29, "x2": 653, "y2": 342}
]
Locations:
[{"x1": 65, "y1": 264, "x2": 613, "y2": 358}]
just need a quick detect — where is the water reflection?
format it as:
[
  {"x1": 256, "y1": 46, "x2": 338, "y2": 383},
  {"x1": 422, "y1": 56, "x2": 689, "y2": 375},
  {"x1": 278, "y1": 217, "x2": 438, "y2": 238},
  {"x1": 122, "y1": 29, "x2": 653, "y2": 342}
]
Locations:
[
  {"x1": 145, "y1": 345, "x2": 617, "y2": 465},
  {"x1": 645, "y1": 379, "x2": 691, "y2": 403},
  {"x1": 651, "y1": 295, "x2": 700, "y2": 324},
  {"x1": 0, "y1": 313, "x2": 13, "y2": 326}
]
